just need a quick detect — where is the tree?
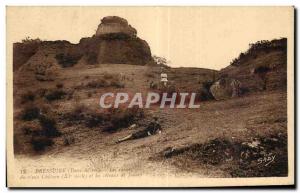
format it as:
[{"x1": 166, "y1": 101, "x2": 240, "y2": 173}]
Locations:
[{"x1": 152, "y1": 55, "x2": 170, "y2": 68}]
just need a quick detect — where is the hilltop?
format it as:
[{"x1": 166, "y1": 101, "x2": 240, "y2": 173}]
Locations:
[{"x1": 13, "y1": 16, "x2": 152, "y2": 73}]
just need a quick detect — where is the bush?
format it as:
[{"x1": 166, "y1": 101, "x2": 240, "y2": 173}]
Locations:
[
  {"x1": 87, "y1": 92, "x2": 92, "y2": 98},
  {"x1": 64, "y1": 104, "x2": 144, "y2": 131},
  {"x1": 56, "y1": 83, "x2": 64, "y2": 89},
  {"x1": 20, "y1": 91, "x2": 35, "y2": 104},
  {"x1": 55, "y1": 53, "x2": 82, "y2": 68},
  {"x1": 85, "y1": 112, "x2": 106, "y2": 128},
  {"x1": 240, "y1": 87, "x2": 250, "y2": 95},
  {"x1": 39, "y1": 115, "x2": 61, "y2": 137},
  {"x1": 85, "y1": 75, "x2": 124, "y2": 89},
  {"x1": 20, "y1": 106, "x2": 40, "y2": 121},
  {"x1": 63, "y1": 133, "x2": 75, "y2": 146},
  {"x1": 65, "y1": 104, "x2": 106, "y2": 128},
  {"x1": 21, "y1": 121, "x2": 42, "y2": 136},
  {"x1": 45, "y1": 89, "x2": 67, "y2": 101},
  {"x1": 254, "y1": 66, "x2": 271, "y2": 74},
  {"x1": 197, "y1": 81, "x2": 214, "y2": 101},
  {"x1": 254, "y1": 66, "x2": 271, "y2": 90},
  {"x1": 145, "y1": 72, "x2": 155, "y2": 78},
  {"x1": 19, "y1": 106, "x2": 61, "y2": 152},
  {"x1": 104, "y1": 108, "x2": 144, "y2": 132},
  {"x1": 30, "y1": 136, "x2": 53, "y2": 152},
  {"x1": 37, "y1": 88, "x2": 47, "y2": 97},
  {"x1": 86, "y1": 79, "x2": 109, "y2": 88},
  {"x1": 63, "y1": 103, "x2": 87, "y2": 124},
  {"x1": 110, "y1": 79, "x2": 125, "y2": 88}
]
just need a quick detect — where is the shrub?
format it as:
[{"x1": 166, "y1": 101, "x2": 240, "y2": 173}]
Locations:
[
  {"x1": 85, "y1": 75, "x2": 124, "y2": 89},
  {"x1": 37, "y1": 88, "x2": 47, "y2": 97},
  {"x1": 64, "y1": 104, "x2": 106, "y2": 128},
  {"x1": 45, "y1": 89, "x2": 67, "y2": 101},
  {"x1": 56, "y1": 83, "x2": 64, "y2": 89},
  {"x1": 240, "y1": 87, "x2": 250, "y2": 95},
  {"x1": 104, "y1": 108, "x2": 144, "y2": 132},
  {"x1": 110, "y1": 79, "x2": 125, "y2": 88},
  {"x1": 86, "y1": 79, "x2": 109, "y2": 88},
  {"x1": 39, "y1": 115, "x2": 61, "y2": 137},
  {"x1": 21, "y1": 121, "x2": 42, "y2": 136},
  {"x1": 30, "y1": 136, "x2": 53, "y2": 152},
  {"x1": 254, "y1": 66, "x2": 271, "y2": 74},
  {"x1": 20, "y1": 106, "x2": 40, "y2": 121},
  {"x1": 55, "y1": 53, "x2": 82, "y2": 68},
  {"x1": 145, "y1": 72, "x2": 155, "y2": 78},
  {"x1": 254, "y1": 66, "x2": 271, "y2": 90},
  {"x1": 87, "y1": 92, "x2": 92, "y2": 98},
  {"x1": 86, "y1": 52, "x2": 98, "y2": 65},
  {"x1": 85, "y1": 112, "x2": 106, "y2": 128},
  {"x1": 63, "y1": 133, "x2": 75, "y2": 146},
  {"x1": 20, "y1": 91, "x2": 35, "y2": 104},
  {"x1": 197, "y1": 81, "x2": 214, "y2": 101},
  {"x1": 64, "y1": 104, "x2": 143, "y2": 131}
]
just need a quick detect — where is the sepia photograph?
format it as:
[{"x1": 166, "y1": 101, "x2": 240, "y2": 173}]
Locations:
[{"x1": 6, "y1": 6, "x2": 294, "y2": 187}]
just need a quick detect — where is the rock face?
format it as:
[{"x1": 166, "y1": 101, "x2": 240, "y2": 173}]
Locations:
[
  {"x1": 79, "y1": 35, "x2": 152, "y2": 65},
  {"x1": 82, "y1": 16, "x2": 151, "y2": 65},
  {"x1": 13, "y1": 16, "x2": 152, "y2": 73},
  {"x1": 210, "y1": 78, "x2": 241, "y2": 100},
  {"x1": 95, "y1": 16, "x2": 137, "y2": 38}
]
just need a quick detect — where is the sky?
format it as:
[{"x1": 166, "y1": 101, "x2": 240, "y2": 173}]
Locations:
[{"x1": 7, "y1": 6, "x2": 293, "y2": 70}]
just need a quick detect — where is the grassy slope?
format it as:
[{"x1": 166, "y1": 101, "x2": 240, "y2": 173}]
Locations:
[{"x1": 13, "y1": 44, "x2": 287, "y2": 177}]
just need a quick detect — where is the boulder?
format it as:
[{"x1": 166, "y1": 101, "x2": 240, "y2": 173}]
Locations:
[
  {"x1": 95, "y1": 16, "x2": 137, "y2": 38},
  {"x1": 80, "y1": 16, "x2": 152, "y2": 65},
  {"x1": 210, "y1": 78, "x2": 242, "y2": 100}
]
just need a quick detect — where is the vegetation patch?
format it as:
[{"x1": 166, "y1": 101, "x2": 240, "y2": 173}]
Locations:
[
  {"x1": 63, "y1": 105, "x2": 144, "y2": 132},
  {"x1": 18, "y1": 105, "x2": 61, "y2": 153},
  {"x1": 20, "y1": 91, "x2": 35, "y2": 104},
  {"x1": 104, "y1": 108, "x2": 144, "y2": 132},
  {"x1": 44, "y1": 89, "x2": 67, "y2": 101},
  {"x1": 160, "y1": 133, "x2": 287, "y2": 177},
  {"x1": 20, "y1": 106, "x2": 40, "y2": 121},
  {"x1": 55, "y1": 53, "x2": 82, "y2": 68},
  {"x1": 30, "y1": 136, "x2": 54, "y2": 152},
  {"x1": 85, "y1": 75, "x2": 125, "y2": 89}
]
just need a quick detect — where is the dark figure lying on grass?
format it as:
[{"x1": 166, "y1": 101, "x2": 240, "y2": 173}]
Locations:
[{"x1": 116, "y1": 117, "x2": 162, "y2": 144}]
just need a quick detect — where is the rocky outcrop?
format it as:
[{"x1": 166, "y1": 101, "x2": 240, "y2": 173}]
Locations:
[
  {"x1": 13, "y1": 16, "x2": 152, "y2": 73},
  {"x1": 81, "y1": 16, "x2": 151, "y2": 65},
  {"x1": 95, "y1": 16, "x2": 137, "y2": 38},
  {"x1": 210, "y1": 78, "x2": 241, "y2": 100}
]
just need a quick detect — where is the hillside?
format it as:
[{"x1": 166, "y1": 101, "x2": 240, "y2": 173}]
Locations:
[
  {"x1": 219, "y1": 38, "x2": 287, "y2": 92},
  {"x1": 12, "y1": 19, "x2": 288, "y2": 178}
]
